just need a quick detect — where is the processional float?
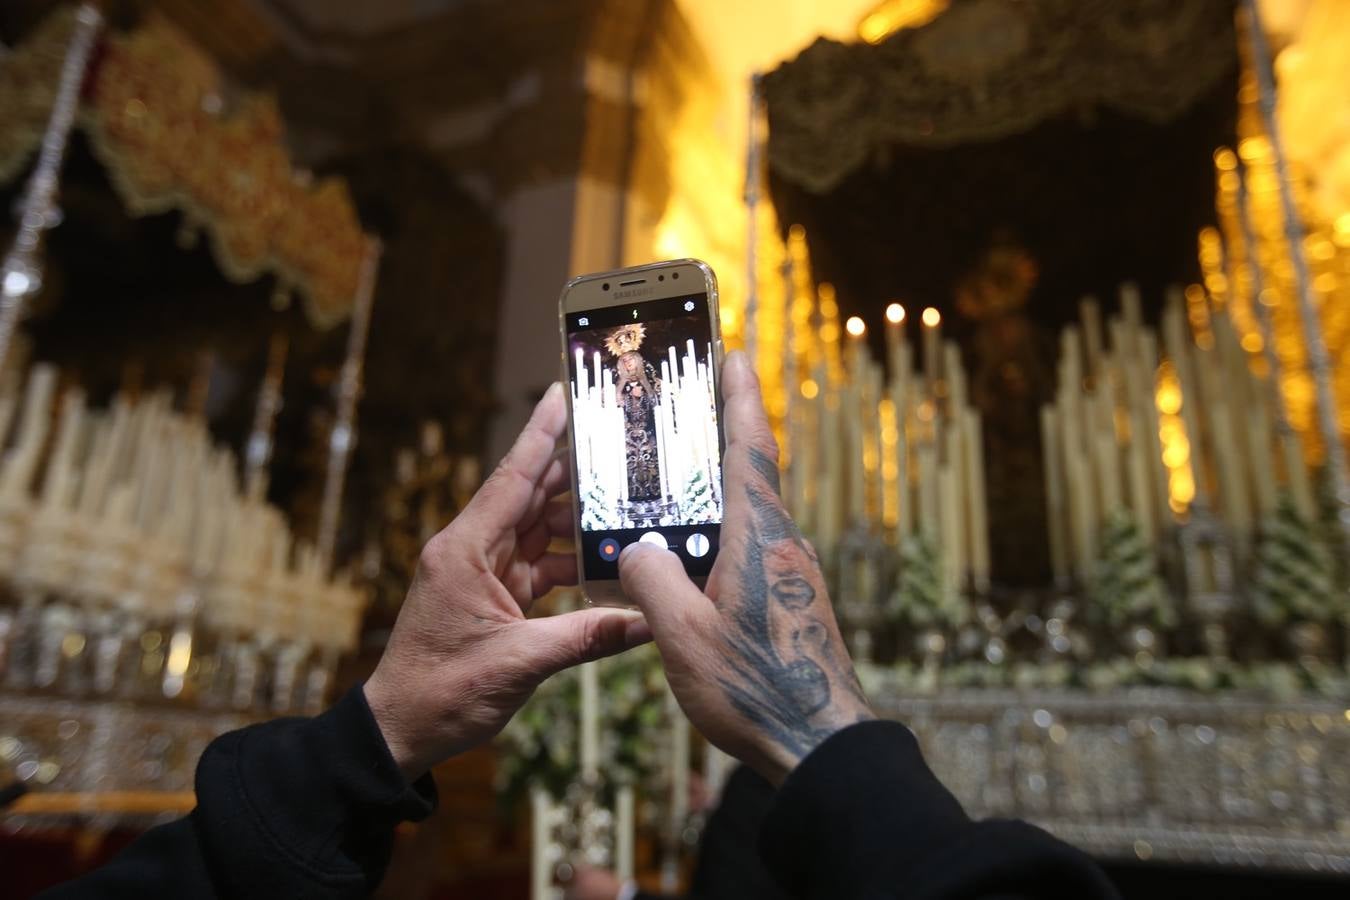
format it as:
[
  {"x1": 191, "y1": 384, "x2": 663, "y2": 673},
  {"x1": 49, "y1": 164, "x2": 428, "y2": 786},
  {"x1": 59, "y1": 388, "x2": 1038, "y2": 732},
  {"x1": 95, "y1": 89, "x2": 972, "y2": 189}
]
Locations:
[{"x1": 0, "y1": 5, "x2": 381, "y2": 820}]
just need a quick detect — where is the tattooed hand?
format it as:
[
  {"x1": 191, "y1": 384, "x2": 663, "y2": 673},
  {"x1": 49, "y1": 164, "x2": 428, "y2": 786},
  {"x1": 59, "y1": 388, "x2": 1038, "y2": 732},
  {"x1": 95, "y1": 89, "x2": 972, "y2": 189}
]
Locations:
[{"x1": 618, "y1": 351, "x2": 873, "y2": 785}]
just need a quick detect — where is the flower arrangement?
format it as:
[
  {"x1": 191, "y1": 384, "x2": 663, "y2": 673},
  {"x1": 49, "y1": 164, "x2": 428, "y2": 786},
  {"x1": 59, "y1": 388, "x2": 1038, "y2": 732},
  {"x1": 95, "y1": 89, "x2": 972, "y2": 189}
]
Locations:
[{"x1": 495, "y1": 644, "x2": 669, "y2": 805}]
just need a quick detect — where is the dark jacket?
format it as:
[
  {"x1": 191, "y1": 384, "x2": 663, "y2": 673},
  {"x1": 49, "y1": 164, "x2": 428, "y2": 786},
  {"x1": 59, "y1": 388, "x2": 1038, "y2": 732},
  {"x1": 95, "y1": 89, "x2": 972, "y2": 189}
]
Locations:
[{"x1": 41, "y1": 688, "x2": 1116, "y2": 899}]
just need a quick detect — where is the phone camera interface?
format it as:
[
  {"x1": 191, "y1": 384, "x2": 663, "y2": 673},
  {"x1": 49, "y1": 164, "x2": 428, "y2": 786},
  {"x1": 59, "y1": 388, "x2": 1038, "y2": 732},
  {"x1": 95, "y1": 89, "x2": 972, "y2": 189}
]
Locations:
[{"x1": 567, "y1": 293, "x2": 722, "y2": 579}]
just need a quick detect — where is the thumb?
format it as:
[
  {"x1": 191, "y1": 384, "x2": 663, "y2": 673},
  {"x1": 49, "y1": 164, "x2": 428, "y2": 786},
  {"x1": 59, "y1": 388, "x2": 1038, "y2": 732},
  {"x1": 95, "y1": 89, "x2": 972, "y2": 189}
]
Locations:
[
  {"x1": 617, "y1": 543, "x2": 709, "y2": 638},
  {"x1": 518, "y1": 607, "x2": 651, "y2": 680}
]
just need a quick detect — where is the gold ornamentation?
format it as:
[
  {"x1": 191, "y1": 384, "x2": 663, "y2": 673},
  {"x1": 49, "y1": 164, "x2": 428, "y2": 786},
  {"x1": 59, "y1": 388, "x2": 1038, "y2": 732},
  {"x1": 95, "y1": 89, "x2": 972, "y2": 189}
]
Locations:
[
  {"x1": 0, "y1": 9, "x2": 370, "y2": 330},
  {"x1": 603, "y1": 323, "x2": 646, "y2": 357}
]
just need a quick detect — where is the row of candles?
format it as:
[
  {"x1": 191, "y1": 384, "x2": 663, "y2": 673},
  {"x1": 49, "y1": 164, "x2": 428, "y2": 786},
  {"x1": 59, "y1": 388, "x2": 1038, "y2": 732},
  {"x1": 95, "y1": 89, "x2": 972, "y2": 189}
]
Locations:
[
  {"x1": 1042, "y1": 283, "x2": 1319, "y2": 586},
  {"x1": 784, "y1": 300, "x2": 992, "y2": 596},
  {"x1": 0, "y1": 364, "x2": 366, "y2": 714}
]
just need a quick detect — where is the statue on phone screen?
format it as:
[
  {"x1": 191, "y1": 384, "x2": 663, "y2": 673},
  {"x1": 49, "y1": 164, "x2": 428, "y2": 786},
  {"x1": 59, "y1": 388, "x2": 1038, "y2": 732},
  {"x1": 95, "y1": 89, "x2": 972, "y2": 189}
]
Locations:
[{"x1": 606, "y1": 324, "x2": 663, "y2": 503}]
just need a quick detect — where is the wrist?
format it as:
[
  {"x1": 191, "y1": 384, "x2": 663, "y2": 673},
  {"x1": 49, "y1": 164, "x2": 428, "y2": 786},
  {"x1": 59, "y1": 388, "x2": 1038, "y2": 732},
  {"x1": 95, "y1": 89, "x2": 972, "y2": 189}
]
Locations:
[
  {"x1": 363, "y1": 674, "x2": 426, "y2": 781},
  {"x1": 757, "y1": 705, "x2": 877, "y2": 787}
]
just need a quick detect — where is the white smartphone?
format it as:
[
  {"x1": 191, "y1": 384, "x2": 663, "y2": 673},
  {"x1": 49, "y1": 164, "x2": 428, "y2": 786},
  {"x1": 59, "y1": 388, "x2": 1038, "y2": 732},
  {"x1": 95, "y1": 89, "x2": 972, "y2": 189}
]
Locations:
[{"x1": 558, "y1": 258, "x2": 726, "y2": 606}]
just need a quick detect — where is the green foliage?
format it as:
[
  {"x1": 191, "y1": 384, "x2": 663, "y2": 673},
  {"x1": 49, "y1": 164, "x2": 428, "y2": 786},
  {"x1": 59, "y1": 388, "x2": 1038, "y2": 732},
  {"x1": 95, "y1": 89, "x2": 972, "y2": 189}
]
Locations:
[
  {"x1": 1251, "y1": 494, "x2": 1339, "y2": 625},
  {"x1": 1088, "y1": 510, "x2": 1174, "y2": 629},
  {"x1": 495, "y1": 644, "x2": 668, "y2": 806},
  {"x1": 888, "y1": 533, "x2": 967, "y2": 629}
]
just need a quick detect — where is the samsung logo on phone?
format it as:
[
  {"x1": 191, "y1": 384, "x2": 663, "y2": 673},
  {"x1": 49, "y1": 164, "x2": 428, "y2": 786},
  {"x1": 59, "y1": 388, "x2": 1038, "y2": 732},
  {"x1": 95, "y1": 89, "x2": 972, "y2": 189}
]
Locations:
[{"x1": 613, "y1": 286, "x2": 654, "y2": 299}]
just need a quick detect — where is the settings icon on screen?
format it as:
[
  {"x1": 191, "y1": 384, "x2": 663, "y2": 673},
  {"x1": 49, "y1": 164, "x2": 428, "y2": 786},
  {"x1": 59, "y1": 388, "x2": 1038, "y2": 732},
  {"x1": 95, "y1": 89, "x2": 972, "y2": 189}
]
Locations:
[{"x1": 684, "y1": 300, "x2": 695, "y2": 312}]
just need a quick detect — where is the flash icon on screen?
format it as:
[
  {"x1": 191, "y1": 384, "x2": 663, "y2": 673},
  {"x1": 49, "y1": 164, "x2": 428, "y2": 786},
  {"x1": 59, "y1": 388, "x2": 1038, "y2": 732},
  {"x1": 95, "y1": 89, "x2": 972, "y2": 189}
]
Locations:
[
  {"x1": 684, "y1": 300, "x2": 695, "y2": 312},
  {"x1": 578, "y1": 316, "x2": 589, "y2": 327}
]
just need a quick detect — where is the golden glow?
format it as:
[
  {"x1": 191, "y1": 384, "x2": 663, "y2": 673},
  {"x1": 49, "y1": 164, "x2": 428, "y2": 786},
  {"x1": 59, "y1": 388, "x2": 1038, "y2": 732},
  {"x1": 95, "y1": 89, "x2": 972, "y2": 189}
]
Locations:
[
  {"x1": 845, "y1": 315, "x2": 867, "y2": 337},
  {"x1": 1241, "y1": 333, "x2": 1264, "y2": 353},
  {"x1": 921, "y1": 307, "x2": 941, "y2": 328},
  {"x1": 885, "y1": 302, "x2": 906, "y2": 324},
  {"x1": 1213, "y1": 147, "x2": 1238, "y2": 170},
  {"x1": 879, "y1": 397, "x2": 899, "y2": 528},
  {"x1": 1156, "y1": 382, "x2": 1182, "y2": 416},
  {"x1": 1155, "y1": 362, "x2": 1195, "y2": 517},
  {"x1": 1238, "y1": 136, "x2": 1269, "y2": 161},
  {"x1": 166, "y1": 630, "x2": 192, "y2": 680},
  {"x1": 858, "y1": 0, "x2": 950, "y2": 44},
  {"x1": 801, "y1": 378, "x2": 819, "y2": 399}
]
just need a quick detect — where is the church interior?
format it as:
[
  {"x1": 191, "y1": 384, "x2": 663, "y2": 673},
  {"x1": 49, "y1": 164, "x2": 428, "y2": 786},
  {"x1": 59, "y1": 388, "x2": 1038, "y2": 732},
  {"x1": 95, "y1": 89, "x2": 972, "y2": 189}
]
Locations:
[{"x1": 1, "y1": 0, "x2": 1348, "y2": 897}]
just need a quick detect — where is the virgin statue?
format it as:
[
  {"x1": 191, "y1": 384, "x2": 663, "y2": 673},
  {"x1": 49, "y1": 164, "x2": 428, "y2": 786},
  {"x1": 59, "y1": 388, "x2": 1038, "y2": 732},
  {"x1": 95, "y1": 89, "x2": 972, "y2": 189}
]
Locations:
[{"x1": 605, "y1": 323, "x2": 663, "y2": 503}]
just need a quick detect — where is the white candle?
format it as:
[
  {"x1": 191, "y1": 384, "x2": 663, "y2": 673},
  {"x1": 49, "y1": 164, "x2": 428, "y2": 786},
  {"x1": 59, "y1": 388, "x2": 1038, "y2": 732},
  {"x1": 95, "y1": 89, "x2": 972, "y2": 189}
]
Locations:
[
  {"x1": 1080, "y1": 296, "x2": 1104, "y2": 381},
  {"x1": 917, "y1": 441, "x2": 938, "y2": 540},
  {"x1": 1161, "y1": 291, "x2": 1208, "y2": 507},
  {"x1": 938, "y1": 462, "x2": 961, "y2": 596},
  {"x1": 531, "y1": 787, "x2": 556, "y2": 900},
  {"x1": 921, "y1": 308, "x2": 941, "y2": 401},
  {"x1": 885, "y1": 303, "x2": 906, "y2": 377},
  {"x1": 943, "y1": 424, "x2": 966, "y2": 585},
  {"x1": 1040, "y1": 406, "x2": 1069, "y2": 584},
  {"x1": 943, "y1": 341, "x2": 966, "y2": 412},
  {"x1": 1094, "y1": 381, "x2": 1122, "y2": 512},
  {"x1": 1064, "y1": 435, "x2": 1094, "y2": 579},
  {"x1": 580, "y1": 660, "x2": 599, "y2": 780},
  {"x1": 615, "y1": 786, "x2": 635, "y2": 881},
  {"x1": 891, "y1": 384, "x2": 909, "y2": 542}
]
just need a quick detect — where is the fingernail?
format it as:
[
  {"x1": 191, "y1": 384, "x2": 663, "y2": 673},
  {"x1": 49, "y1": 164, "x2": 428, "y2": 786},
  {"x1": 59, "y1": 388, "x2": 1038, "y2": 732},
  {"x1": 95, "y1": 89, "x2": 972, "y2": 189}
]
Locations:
[
  {"x1": 724, "y1": 350, "x2": 747, "y2": 374},
  {"x1": 545, "y1": 381, "x2": 562, "y2": 398},
  {"x1": 624, "y1": 617, "x2": 653, "y2": 646}
]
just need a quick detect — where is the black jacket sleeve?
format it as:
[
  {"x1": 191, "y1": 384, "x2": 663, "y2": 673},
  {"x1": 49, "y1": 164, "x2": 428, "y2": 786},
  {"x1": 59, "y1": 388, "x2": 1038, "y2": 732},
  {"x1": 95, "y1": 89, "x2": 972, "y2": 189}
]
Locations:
[
  {"x1": 759, "y1": 721, "x2": 1119, "y2": 899},
  {"x1": 40, "y1": 684, "x2": 436, "y2": 900}
]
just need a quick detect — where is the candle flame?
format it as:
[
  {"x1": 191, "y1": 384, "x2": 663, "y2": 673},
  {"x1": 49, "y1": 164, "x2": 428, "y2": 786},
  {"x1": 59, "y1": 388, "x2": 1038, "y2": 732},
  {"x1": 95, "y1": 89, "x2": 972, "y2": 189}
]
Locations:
[
  {"x1": 885, "y1": 303, "x2": 906, "y2": 324},
  {"x1": 845, "y1": 316, "x2": 867, "y2": 337},
  {"x1": 921, "y1": 307, "x2": 941, "y2": 327}
]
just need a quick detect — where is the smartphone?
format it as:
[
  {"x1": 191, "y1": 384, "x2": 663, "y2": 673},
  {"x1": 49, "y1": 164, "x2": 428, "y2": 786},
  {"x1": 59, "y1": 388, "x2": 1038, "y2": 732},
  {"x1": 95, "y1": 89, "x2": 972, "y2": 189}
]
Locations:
[{"x1": 559, "y1": 258, "x2": 725, "y2": 606}]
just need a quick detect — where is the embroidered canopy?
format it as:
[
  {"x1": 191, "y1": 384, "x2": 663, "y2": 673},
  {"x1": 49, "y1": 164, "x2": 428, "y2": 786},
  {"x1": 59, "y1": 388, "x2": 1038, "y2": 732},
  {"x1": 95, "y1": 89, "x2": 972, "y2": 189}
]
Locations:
[{"x1": 0, "y1": 7, "x2": 367, "y2": 329}]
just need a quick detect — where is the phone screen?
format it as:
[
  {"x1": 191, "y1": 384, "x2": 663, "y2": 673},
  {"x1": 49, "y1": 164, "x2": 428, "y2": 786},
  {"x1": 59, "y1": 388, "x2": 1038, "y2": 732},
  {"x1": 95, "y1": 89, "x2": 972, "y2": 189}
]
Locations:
[{"x1": 565, "y1": 292, "x2": 723, "y2": 582}]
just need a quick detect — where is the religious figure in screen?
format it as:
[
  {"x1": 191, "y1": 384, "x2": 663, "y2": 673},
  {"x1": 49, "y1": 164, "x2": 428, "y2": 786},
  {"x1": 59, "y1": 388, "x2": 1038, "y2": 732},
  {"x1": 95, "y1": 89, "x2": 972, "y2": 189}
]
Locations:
[{"x1": 606, "y1": 324, "x2": 663, "y2": 502}]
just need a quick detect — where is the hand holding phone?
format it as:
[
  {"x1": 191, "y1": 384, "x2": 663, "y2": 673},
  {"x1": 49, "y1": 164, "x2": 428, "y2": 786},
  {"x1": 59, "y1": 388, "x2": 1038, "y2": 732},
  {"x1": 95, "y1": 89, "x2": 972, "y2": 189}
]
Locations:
[
  {"x1": 559, "y1": 259, "x2": 725, "y2": 606},
  {"x1": 616, "y1": 351, "x2": 874, "y2": 786}
]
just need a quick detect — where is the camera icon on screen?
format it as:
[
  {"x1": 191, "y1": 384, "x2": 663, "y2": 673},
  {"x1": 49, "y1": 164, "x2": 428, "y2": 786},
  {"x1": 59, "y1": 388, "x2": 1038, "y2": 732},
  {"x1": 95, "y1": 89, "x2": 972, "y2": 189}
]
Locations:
[{"x1": 684, "y1": 300, "x2": 695, "y2": 312}]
